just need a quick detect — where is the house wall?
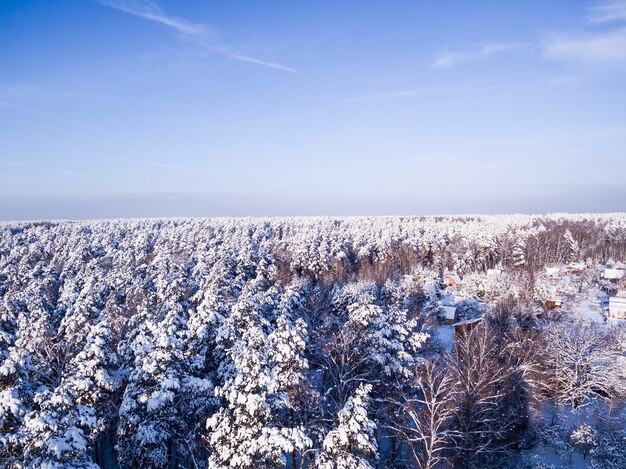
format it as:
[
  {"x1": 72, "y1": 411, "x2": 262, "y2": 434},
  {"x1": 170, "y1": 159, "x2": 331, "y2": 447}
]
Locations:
[
  {"x1": 545, "y1": 300, "x2": 562, "y2": 310},
  {"x1": 608, "y1": 297, "x2": 626, "y2": 319},
  {"x1": 454, "y1": 321, "x2": 480, "y2": 338}
]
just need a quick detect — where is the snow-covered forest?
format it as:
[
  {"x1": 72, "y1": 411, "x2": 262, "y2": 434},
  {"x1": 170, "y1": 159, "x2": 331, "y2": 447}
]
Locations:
[{"x1": 1, "y1": 214, "x2": 625, "y2": 468}]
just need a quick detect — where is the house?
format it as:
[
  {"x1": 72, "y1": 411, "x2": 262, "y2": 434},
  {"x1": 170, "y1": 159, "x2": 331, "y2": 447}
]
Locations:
[
  {"x1": 444, "y1": 273, "x2": 462, "y2": 287},
  {"x1": 567, "y1": 262, "x2": 586, "y2": 274},
  {"x1": 441, "y1": 306, "x2": 457, "y2": 325},
  {"x1": 544, "y1": 296, "x2": 564, "y2": 310},
  {"x1": 603, "y1": 268, "x2": 625, "y2": 281},
  {"x1": 608, "y1": 296, "x2": 626, "y2": 320}
]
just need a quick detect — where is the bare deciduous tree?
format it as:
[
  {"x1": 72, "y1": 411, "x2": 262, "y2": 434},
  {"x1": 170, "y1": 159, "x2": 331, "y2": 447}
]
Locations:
[{"x1": 388, "y1": 360, "x2": 455, "y2": 469}]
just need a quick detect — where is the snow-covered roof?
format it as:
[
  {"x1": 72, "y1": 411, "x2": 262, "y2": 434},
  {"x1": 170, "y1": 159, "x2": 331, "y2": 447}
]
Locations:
[
  {"x1": 545, "y1": 267, "x2": 560, "y2": 276},
  {"x1": 444, "y1": 273, "x2": 462, "y2": 284},
  {"x1": 486, "y1": 268, "x2": 502, "y2": 276},
  {"x1": 603, "y1": 268, "x2": 625, "y2": 280},
  {"x1": 609, "y1": 296, "x2": 626, "y2": 310},
  {"x1": 442, "y1": 306, "x2": 457, "y2": 320},
  {"x1": 441, "y1": 294, "x2": 455, "y2": 306},
  {"x1": 547, "y1": 296, "x2": 564, "y2": 304},
  {"x1": 452, "y1": 317, "x2": 483, "y2": 327}
]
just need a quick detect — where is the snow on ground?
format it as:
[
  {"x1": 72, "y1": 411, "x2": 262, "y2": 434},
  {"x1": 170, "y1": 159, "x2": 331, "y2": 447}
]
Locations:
[
  {"x1": 570, "y1": 298, "x2": 604, "y2": 324},
  {"x1": 563, "y1": 277, "x2": 607, "y2": 324},
  {"x1": 434, "y1": 325, "x2": 455, "y2": 350},
  {"x1": 523, "y1": 444, "x2": 588, "y2": 469}
]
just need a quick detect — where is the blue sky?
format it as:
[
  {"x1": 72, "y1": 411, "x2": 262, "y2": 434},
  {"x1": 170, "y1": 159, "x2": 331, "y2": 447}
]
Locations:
[{"x1": 1, "y1": 0, "x2": 625, "y2": 219}]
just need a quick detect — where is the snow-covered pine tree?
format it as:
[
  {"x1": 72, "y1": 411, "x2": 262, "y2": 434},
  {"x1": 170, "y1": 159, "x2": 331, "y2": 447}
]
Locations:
[
  {"x1": 0, "y1": 347, "x2": 36, "y2": 466},
  {"x1": 317, "y1": 383, "x2": 378, "y2": 469},
  {"x1": 322, "y1": 288, "x2": 428, "y2": 413},
  {"x1": 207, "y1": 281, "x2": 311, "y2": 468},
  {"x1": 0, "y1": 281, "x2": 57, "y2": 467},
  {"x1": 20, "y1": 313, "x2": 121, "y2": 468},
  {"x1": 57, "y1": 272, "x2": 108, "y2": 356},
  {"x1": 116, "y1": 301, "x2": 189, "y2": 468},
  {"x1": 0, "y1": 287, "x2": 23, "y2": 459},
  {"x1": 267, "y1": 313, "x2": 312, "y2": 466},
  {"x1": 70, "y1": 318, "x2": 121, "y2": 464},
  {"x1": 21, "y1": 386, "x2": 98, "y2": 468},
  {"x1": 512, "y1": 236, "x2": 526, "y2": 268}
]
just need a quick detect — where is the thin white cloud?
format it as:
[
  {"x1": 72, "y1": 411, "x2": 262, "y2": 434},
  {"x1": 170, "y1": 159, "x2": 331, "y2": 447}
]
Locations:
[
  {"x1": 95, "y1": 0, "x2": 298, "y2": 74},
  {"x1": 432, "y1": 42, "x2": 531, "y2": 69},
  {"x1": 223, "y1": 52, "x2": 299, "y2": 74},
  {"x1": 543, "y1": 28, "x2": 626, "y2": 63},
  {"x1": 143, "y1": 160, "x2": 185, "y2": 170},
  {"x1": 97, "y1": 0, "x2": 208, "y2": 36},
  {"x1": 544, "y1": 1, "x2": 626, "y2": 65},
  {"x1": 589, "y1": 1, "x2": 626, "y2": 23}
]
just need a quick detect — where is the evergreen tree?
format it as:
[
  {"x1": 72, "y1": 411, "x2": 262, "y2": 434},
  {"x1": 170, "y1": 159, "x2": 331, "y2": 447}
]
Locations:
[
  {"x1": 512, "y1": 237, "x2": 526, "y2": 267},
  {"x1": 117, "y1": 302, "x2": 188, "y2": 468},
  {"x1": 317, "y1": 383, "x2": 378, "y2": 469},
  {"x1": 207, "y1": 282, "x2": 311, "y2": 468}
]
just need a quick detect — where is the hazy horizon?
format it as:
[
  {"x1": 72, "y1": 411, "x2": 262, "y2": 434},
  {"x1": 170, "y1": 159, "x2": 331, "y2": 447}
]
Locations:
[{"x1": 2, "y1": 186, "x2": 626, "y2": 222}]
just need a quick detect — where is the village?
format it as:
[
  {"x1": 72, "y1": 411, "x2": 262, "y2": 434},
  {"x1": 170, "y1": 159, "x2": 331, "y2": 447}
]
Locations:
[{"x1": 432, "y1": 262, "x2": 626, "y2": 348}]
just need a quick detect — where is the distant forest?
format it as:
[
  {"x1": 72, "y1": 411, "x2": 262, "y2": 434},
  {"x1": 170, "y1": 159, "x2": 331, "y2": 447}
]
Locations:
[{"x1": 1, "y1": 214, "x2": 625, "y2": 468}]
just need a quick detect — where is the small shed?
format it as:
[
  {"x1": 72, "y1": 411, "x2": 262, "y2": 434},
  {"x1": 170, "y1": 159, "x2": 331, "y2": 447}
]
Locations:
[
  {"x1": 453, "y1": 317, "x2": 483, "y2": 337},
  {"x1": 608, "y1": 296, "x2": 626, "y2": 320},
  {"x1": 441, "y1": 306, "x2": 457, "y2": 325}
]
